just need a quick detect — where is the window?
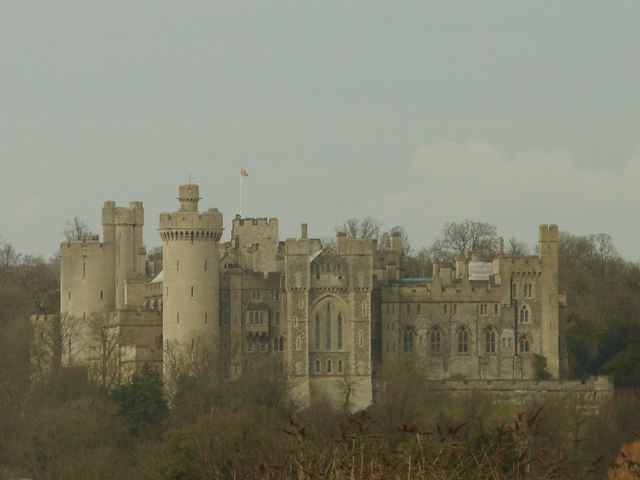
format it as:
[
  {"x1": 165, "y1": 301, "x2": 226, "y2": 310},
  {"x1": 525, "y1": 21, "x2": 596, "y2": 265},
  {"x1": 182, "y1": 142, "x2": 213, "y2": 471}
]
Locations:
[
  {"x1": 176, "y1": 260, "x2": 179, "y2": 271},
  {"x1": 430, "y1": 328, "x2": 441, "y2": 354},
  {"x1": 204, "y1": 259, "x2": 208, "y2": 271},
  {"x1": 326, "y1": 303, "x2": 332, "y2": 349},
  {"x1": 338, "y1": 359, "x2": 344, "y2": 373},
  {"x1": 479, "y1": 303, "x2": 488, "y2": 315},
  {"x1": 453, "y1": 304, "x2": 458, "y2": 315},
  {"x1": 100, "y1": 290, "x2": 104, "y2": 300},
  {"x1": 326, "y1": 360, "x2": 332, "y2": 373},
  {"x1": 204, "y1": 312, "x2": 208, "y2": 324},
  {"x1": 494, "y1": 304, "x2": 499, "y2": 315},
  {"x1": 82, "y1": 263, "x2": 86, "y2": 279},
  {"x1": 247, "y1": 335, "x2": 254, "y2": 352},
  {"x1": 315, "y1": 314, "x2": 320, "y2": 349},
  {"x1": 402, "y1": 328, "x2": 414, "y2": 353},
  {"x1": 273, "y1": 337, "x2": 279, "y2": 351},
  {"x1": 279, "y1": 337, "x2": 284, "y2": 351},
  {"x1": 260, "y1": 336, "x2": 268, "y2": 352},
  {"x1": 275, "y1": 311, "x2": 280, "y2": 326},
  {"x1": 337, "y1": 313, "x2": 344, "y2": 350},
  {"x1": 444, "y1": 304, "x2": 448, "y2": 315},
  {"x1": 525, "y1": 283, "x2": 533, "y2": 298},
  {"x1": 358, "y1": 330, "x2": 364, "y2": 348},
  {"x1": 457, "y1": 328, "x2": 469, "y2": 354},
  {"x1": 191, "y1": 286, "x2": 194, "y2": 298},
  {"x1": 295, "y1": 337, "x2": 301, "y2": 351},
  {"x1": 519, "y1": 336, "x2": 530, "y2": 353},
  {"x1": 177, "y1": 312, "x2": 180, "y2": 324},
  {"x1": 485, "y1": 328, "x2": 497, "y2": 354},
  {"x1": 512, "y1": 283, "x2": 517, "y2": 298},
  {"x1": 417, "y1": 303, "x2": 421, "y2": 314},
  {"x1": 315, "y1": 360, "x2": 321, "y2": 373},
  {"x1": 519, "y1": 305, "x2": 530, "y2": 323}
]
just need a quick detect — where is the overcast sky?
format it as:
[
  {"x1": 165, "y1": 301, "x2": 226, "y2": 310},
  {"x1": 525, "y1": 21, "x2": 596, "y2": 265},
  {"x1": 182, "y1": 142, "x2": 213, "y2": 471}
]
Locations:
[{"x1": 1, "y1": 2, "x2": 639, "y2": 261}]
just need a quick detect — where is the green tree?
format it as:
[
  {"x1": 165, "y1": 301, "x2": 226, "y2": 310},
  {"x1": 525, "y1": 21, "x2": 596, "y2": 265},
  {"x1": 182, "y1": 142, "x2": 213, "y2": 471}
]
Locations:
[{"x1": 110, "y1": 364, "x2": 167, "y2": 435}]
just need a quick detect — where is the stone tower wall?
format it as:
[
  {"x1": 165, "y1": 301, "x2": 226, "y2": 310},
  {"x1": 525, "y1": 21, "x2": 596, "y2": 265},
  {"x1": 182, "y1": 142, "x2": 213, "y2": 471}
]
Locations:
[
  {"x1": 159, "y1": 185, "x2": 223, "y2": 350},
  {"x1": 539, "y1": 224, "x2": 560, "y2": 377}
]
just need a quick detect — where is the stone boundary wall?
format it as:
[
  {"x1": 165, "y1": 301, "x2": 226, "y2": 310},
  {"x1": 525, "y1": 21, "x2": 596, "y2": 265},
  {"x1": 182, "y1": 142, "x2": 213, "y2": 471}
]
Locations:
[{"x1": 425, "y1": 376, "x2": 614, "y2": 412}]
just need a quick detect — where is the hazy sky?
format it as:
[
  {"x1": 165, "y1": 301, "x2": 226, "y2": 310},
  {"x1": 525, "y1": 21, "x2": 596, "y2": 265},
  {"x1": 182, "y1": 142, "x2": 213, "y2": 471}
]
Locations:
[{"x1": 2, "y1": 2, "x2": 639, "y2": 260}]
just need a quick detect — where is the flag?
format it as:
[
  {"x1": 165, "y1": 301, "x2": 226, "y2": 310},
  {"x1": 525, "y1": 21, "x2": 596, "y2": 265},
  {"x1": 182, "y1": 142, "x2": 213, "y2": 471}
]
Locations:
[{"x1": 240, "y1": 168, "x2": 249, "y2": 177}]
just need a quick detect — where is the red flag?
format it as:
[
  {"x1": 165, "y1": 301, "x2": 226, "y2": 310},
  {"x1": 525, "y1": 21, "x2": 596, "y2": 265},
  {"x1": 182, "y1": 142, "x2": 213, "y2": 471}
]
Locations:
[{"x1": 240, "y1": 168, "x2": 248, "y2": 177}]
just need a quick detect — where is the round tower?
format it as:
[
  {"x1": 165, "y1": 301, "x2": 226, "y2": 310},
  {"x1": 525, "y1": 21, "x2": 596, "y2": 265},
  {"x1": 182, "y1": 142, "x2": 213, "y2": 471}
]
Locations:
[{"x1": 159, "y1": 184, "x2": 224, "y2": 352}]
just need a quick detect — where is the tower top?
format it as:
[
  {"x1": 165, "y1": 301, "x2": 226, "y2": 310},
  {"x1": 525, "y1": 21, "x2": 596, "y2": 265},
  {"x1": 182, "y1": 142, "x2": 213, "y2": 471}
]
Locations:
[{"x1": 178, "y1": 184, "x2": 200, "y2": 212}]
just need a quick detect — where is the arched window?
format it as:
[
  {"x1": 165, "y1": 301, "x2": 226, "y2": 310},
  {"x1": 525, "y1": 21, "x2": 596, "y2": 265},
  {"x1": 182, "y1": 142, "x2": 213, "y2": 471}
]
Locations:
[
  {"x1": 279, "y1": 337, "x2": 284, "y2": 351},
  {"x1": 327, "y1": 359, "x2": 332, "y2": 373},
  {"x1": 260, "y1": 336, "x2": 268, "y2": 352},
  {"x1": 457, "y1": 328, "x2": 469, "y2": 354},
  {"x1": 519, "y1": 336, "x2": 530, "y2": 353},
  {"x1": 519, "y1": 305, "x2": 530, "y2": 323},
  {"x1": 314, "y1": 314, "x2": 320, "y2": 349},
  {"x1": 326, "y1": 303, "x2": 332, "y2": 349},
  {"x1": 273, "y1": 336, "x2": 279, "y2": 351},
  {"x1": 314, "y1": 360, "x2": 321, "y2": 374},
  {"x1": 247, "y1": 335, "x2": 254, "y2": 352},
  {"x1": 338, "y1": 359, "x2": 344, "y2": 373},
  {"x1": 402, "y1": 328, "x2": 414, "y2": 353},
  {"x1": 337, "y1": 313, "x2": 344, "y2": 350},
  {"x1": 485, "y1": 328, "x2": 497, "y2": 354},
  {"x1": 430, "y1": 327, "x2": 441, "y2": 354}
]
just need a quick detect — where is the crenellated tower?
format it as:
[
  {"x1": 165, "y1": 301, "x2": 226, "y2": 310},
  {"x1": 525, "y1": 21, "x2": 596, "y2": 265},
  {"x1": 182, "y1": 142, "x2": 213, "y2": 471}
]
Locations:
[{"x1": 159, "y1": 185, "x2": 223, "y2": 354}]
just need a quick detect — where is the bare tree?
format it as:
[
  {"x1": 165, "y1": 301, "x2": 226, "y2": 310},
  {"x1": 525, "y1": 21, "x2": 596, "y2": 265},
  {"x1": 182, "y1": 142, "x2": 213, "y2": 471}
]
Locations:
[
  {"x1": 63, "y1": 217, "x2": 94, "y2": 241},
  {"x1": 336, "y1": 217, "x2": 382, "y2": 241},
  {"x1": 505, "y1": 237, "x2": 531, "y2": 257},
  {"x1": 31, "y1": 313, "x2": 82, "y2": 382},
  {"x1": 85, "y1": 312, "x2": 121, "y2": 389},
  {"x1": 0, "y1": 240, "x2": 21, "y2": 269},
  {"x1": 427, "y1": 220, "x2": 499, "y2": 262}
]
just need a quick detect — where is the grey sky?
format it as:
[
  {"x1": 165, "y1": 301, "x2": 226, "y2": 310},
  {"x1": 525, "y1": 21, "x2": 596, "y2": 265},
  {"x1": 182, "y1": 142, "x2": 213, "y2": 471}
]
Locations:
[{"x1": 1, "y1": 2, "x2": 639, "y2": 260}]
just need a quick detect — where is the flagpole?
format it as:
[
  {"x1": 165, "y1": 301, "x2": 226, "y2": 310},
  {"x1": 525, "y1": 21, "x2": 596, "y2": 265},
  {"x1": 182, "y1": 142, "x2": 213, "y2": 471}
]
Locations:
[{"x1": 239, "y1": 165, "x2": 243, "y2": 217}]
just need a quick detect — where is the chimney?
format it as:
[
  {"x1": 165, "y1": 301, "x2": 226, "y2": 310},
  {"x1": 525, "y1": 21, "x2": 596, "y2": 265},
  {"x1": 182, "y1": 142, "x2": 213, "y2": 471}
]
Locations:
[{"x1": 301, "y1": 223, "x2": 308, "y2": 239}]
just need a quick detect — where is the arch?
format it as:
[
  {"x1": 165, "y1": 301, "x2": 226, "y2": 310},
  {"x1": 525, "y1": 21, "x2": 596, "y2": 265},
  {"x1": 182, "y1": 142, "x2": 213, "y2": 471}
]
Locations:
[
  {"x1": 485, "y1": 327, "x2": 497, "y2": 354},
  {"x1": 309, "y1": 295, "x2": 350, "y2": 352},
  {"x1": 457, "y1": 327, "x2": 469, "y2": 354},
  {"x1": 519, "y1": 336, "x2": 530, "y2": 353},
  {"x1": 338, "y1": 359, "x2": 344, "y2": 373},
  {"x1": 402, "y1": 327, "x2": 414, "y2": 353},
  {"x1": 314, "y1": 359, "x2": 321, "y2": 374},
  {"x1": 430, "y1": 327, "x2": 442, "y2": 354},
  {"x1": 519, "y1": 305, "x2": 530, "y2": 323},
  {"x1": 326, "y1": 359, "x2": 332, "y2": 373}
]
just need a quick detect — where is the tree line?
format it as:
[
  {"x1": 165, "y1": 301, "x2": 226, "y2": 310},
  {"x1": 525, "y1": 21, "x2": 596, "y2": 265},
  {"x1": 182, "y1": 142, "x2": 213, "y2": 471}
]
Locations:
[{"x1": 1, "y1": 218, "x2": 640, "y2": 477}]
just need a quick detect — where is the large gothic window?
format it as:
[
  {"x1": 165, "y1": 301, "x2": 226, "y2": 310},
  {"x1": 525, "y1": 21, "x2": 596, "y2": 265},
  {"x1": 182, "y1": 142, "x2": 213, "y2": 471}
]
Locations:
[
  {"x1": 326, "y1": 303, "x2": 332, "y2": 349},
  {"x1": 485, "y1": 328, "x2": 497, "y2": 354},
  {"x1": 519, "y1": 305, "x2": 530, "y2": 323},
  {"x1": 519, "y1": 336, "x2": 530, "y2": 353}
]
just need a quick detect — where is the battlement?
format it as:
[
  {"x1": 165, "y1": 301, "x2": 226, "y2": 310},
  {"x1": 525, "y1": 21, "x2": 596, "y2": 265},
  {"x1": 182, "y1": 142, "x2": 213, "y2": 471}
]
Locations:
[
  {"x1": 159, "y1": 209, "x2": 223, "y2": 233},
  {"x1": 60, "y1": 239, "x2": 108, "y2": 255},
  {"x1": 539, "y1": 224, "x2": 559, "y2": 242},
  {"x1": 233, "y1": 216, "x2": 279, "y2": 228}
]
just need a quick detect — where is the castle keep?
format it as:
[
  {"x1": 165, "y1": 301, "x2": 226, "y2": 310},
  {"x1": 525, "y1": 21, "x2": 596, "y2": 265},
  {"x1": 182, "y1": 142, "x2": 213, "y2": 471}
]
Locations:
[{"x1": 48, "y1": 184, "x2": 574, "y2": 410}]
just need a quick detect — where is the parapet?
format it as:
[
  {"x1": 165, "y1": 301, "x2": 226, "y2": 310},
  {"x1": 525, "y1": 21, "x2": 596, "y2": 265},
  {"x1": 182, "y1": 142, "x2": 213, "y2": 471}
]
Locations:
[
  {"x1": 539, "y1": 224, "x2": 559, "y2": 242},
  {"x1": 232, "y1": 216, "x2": 279, "y2": 228}
]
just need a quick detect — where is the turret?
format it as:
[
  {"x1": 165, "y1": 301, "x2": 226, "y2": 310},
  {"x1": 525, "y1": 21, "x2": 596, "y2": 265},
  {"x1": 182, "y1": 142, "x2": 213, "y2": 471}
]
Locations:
[
  {"x1": 538, "y1": 224, "x2": 560, "y2": 378},
  {"x1": 159, "y1": 185, "x2": 224, "y2": 358}
]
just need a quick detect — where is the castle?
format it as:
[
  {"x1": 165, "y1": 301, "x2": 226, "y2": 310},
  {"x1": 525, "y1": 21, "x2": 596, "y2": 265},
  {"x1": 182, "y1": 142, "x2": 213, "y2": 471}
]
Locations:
[{"x1": 35, "y1": 184, "x2": 582, "y2": 410}]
